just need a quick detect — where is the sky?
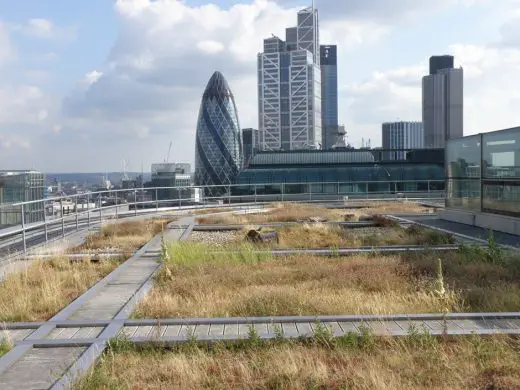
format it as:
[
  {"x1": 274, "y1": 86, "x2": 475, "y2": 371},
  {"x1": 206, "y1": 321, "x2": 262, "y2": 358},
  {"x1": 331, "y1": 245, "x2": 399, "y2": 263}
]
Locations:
[{"x1": 0, "y1": 0, "x2": 519, "y2": 172}]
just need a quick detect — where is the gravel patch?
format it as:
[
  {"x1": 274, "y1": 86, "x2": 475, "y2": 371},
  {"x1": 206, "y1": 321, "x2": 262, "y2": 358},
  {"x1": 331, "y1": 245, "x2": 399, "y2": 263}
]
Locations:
[{"x1": 189, "y1": 231, "x2": 241, "y2": 247}]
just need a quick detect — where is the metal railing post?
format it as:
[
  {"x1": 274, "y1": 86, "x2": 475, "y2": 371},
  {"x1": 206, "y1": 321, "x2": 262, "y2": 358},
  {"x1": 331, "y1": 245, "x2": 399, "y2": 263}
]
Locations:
[
  {"x1": 309, "y1": 184, "x2": 312, "y2": 202},
  {"x1": 155, "y1": 188, "x2": 159, "y2": 212},
  {"x1": 99, "y1": 196, "x2": 102, "y2": 222},
  {"x1": 115, "y1": 191, "x2": 119, "y2": 219},
  {"x1": 60, "y1": 198, "x2": 65, "y2": 237},
  {"x1": 75, "y1": 196, "x2": 79, "y2": 231},
  {"x1": 228, "y1": 186, "x2": 231, "y2": 205},
  {"x1": 43, "y1": 200, "x2": 48, "y2": 242},
  {"x1": 254, "y1": 185, "x2": 257, "y2": 204},
  {"x1": 178, "y1": 188, "x2": 182, "y2": 209},
  {"x1": 87, "y1": 193, "x2": 91, "y2": 227},
  {"x1": 21, "y1": 203, "x2": 27, "y2": 253},
  {"x1": 281, "y1": 184, "x2": 284, "y2": 202},
  {"x1": 134, "y1": 189, "x2": 138, "y2": 216}
]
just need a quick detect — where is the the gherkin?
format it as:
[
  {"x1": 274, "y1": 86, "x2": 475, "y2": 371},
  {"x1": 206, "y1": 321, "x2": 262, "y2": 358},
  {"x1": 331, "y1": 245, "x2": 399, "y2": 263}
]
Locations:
[{"x1": 194, "y1": 71, "x2": 242, "y2": 196}]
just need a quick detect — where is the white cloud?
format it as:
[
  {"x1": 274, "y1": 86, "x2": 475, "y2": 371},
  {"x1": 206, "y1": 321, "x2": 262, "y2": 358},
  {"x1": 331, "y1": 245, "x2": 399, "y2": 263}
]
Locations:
[
  {"x1": 343, "y1": 28, "x2": 520, "y2": 146},
  {"x1": 60, "y1": 0, "x2": 390, "y2": 170},
  {"x1": 1, "y1": 0, "x2": 516, "y2": 171},
  {"x1": 196, "y1": 40, "x2": 225, "y2": 54},
  {"x1": 0, "y1": 22, "x2": 14, "y2": 65},
  {"x1": 14, "y1": 18, "x2": 76, "y2": 41},
  {"x1": 84, "y1": 70, "x2": 103, "y2": 85}
]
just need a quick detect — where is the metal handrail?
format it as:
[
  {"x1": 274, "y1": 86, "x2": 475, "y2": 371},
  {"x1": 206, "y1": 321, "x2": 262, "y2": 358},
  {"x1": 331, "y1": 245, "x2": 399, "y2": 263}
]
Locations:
[{"x1": 0, "y1": 180, "x2": 445, "y2": 258}]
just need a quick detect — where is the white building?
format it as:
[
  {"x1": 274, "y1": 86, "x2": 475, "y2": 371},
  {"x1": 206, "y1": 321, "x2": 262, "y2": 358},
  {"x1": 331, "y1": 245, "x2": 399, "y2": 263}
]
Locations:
[
  {"x1": 258, "y1": 5, "x2": 321, "y2": 151},
  {"x1": 382, "y1": 121, "x2": 424, "y2": 160}
]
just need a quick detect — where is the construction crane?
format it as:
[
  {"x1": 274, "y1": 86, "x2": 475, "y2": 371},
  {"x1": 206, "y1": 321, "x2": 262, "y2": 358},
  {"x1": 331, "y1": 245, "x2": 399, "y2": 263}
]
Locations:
[{"x1": 165, "y1": 141, "x2": 172, "y2": 163}]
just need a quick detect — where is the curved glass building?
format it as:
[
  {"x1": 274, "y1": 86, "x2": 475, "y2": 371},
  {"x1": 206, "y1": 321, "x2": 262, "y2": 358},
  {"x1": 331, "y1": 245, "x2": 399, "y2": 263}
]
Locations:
[{"x1": 194, "y1": 71, "x2": 242, "y2": 196}]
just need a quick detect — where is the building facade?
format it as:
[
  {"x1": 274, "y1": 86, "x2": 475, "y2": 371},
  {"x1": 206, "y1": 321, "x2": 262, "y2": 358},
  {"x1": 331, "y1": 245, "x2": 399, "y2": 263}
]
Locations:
[
  {"x1": 194, "y1": 71, "x2": 242, "y2": 196},
  {"x1": 242, "y1": 128, "x2": 260, "y2": 167},
  {"x1": 0, "y1": 170, "x2": 45, "y2": 226},
  {"x1": 150, "y1": 163, "x2": 192, "y2": 202},
  {"x1": 258, "y1": 5, "x2": 321, "y2": 151},
  {"x1": 320, "y1": 45, "x2": 339, "y2": 149},
  {"x1": 442, "y1": 126, "x2": 520, "y2": 235},
  {"x1": 233, "y1": 149, "x2": 445, "y2": 199},
  {"x1": 422, "y1": 55, "x2": 463, "y2": 148},
  {"x1": 382, "y1": 121, "x2": 424, "y2": 160}
]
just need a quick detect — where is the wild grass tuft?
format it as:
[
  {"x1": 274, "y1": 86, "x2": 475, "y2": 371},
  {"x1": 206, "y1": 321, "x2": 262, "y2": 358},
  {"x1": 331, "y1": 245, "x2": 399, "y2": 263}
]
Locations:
[{"x1": 0, "y1": 257, "x2": 121, "y2": 322}]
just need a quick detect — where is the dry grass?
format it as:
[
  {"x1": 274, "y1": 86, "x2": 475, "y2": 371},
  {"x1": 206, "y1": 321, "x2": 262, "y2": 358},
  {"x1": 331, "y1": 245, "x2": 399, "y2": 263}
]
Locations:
[
  {"x1": 77, "y1": 336, "x2": 520, "y2": 389},
  {"x1": 260, "y1": 224, "x2": 453, "y2": 248},
  {"x1": 197, "y1": 201, "x2": 430, "y2": 225},
  {"x1": 77, "y1": 219, "x2": 170, "y2": 252},
  {"x1": 135, "y1": 248, "x2": 458, "y2": 318},
  {"x1": 194, "y1": 224, "x2": 455, "y2": 249},
  {"x1": 0, "y1": 257, "x2": 122, "y2": 322},
  {"x1": 405, "y1": 249, "x2": 520, "y2": 313},
  {"x1": 191, "y1": 208, "x2": 234, "y2": 215},
  {"x1": 135, "y1": 241, "x2": 520, "y2": 319}
]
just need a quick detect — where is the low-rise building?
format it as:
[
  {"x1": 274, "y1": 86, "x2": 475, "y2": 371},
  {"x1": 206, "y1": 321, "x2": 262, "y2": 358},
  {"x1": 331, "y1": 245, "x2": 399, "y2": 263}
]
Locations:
[{"x1": 0, "y1": 170, "x2": 45, "y2": 226}]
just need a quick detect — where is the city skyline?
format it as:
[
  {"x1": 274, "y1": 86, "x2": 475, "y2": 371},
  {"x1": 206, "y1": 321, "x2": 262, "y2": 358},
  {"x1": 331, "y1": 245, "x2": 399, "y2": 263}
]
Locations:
[
  {"x1": 0, "y1": 0, "x2": 519, "y2": 171},
  {"x1": 258, "y1": 5, "x2": 321, "y2": 151}
]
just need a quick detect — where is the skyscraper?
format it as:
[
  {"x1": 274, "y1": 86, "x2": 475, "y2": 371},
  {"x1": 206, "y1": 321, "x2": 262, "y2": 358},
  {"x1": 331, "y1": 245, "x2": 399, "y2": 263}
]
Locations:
[
  {"x1": 242, "y1": 128, "x2": 260, "y2": 167},
  {"x1": 429, "y1": 55, "x2": 454, "y2": 75},
  {"x1": 422, "y1": 55, "x2": 463, "y2": 148},
  {"x1": 320, "y1": 45, "x2": 338, "y2": 149},
  {"x1": 258, "y1": 5, "x2": 321, "y2": 151},
  {"x1": 382, "y1": 121, "x2": 424, "y2": 160},
  {"x1": 194, "y1": 71, "x2": 242, "y2": 196}
]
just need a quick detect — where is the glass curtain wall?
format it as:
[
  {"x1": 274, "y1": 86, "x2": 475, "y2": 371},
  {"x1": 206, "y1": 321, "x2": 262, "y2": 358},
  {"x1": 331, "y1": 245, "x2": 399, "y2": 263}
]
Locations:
[{"x1": 446, "y1": 127, "x2": 520, "y2": 217}]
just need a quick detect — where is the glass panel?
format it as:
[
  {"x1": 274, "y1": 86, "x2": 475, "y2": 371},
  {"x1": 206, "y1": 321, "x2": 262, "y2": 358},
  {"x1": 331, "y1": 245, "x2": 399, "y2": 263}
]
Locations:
[
  {"x1": 445, "y1": 179, "x2": 481, "y2": 211},
  {"x1": 446, "y1": 135, "x2": 481, "y2": 179},
  {"x1": 482, "y1": 183, "x2": 520, "y2": 217},
  {"x1": 483, "y1": 127, "x2": 520, "y2": 179}
]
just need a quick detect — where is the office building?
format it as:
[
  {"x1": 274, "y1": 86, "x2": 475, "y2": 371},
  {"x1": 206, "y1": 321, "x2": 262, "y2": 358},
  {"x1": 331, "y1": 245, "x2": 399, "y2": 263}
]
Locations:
[
  {"x1": 242, "y1": 128, "x2": 260, "y2": 167},
  {"x1": 382, "y1": 121, "x2": 424, "y2": 160},
  {"x1": 194, "y1": 71, "x2": 242, "y2": 196},
  {"x1": 320, "y1": 45, "x2": 339, "y2": 149},
  {"x1": 150, "y1": 163, "x2": 192, "y2": 202},
  {"x1": 442, "y1": 126, "x2": 520, "y2": 235},
  {"x1": 429, "y1": 55, "x2": 454, "y2": 75},
  {"x1": 422, "y1": 55, "x2": 463, "y2": 148},
  {"x1": 233, "y1": 148, "x2": 445, "y2": 199},
  {"x1": 258, "y1": 5, "x2": 321, "y2": 151},
  {"x1": 0, "y1": 170, "x2": 45, "y2": 226}
]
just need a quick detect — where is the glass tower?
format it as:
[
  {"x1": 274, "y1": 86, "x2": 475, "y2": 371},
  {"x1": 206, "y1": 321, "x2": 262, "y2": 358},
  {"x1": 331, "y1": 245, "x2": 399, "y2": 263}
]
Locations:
[
  {"x1": 194, "y1": 71, "x2": 242, "y2": 196},
  {"x1": 320, "y1": 45, "x2": 338, "y2": 149},
  {"x1": 422, "y1": 55, "x2": 463, "y2": 148}
]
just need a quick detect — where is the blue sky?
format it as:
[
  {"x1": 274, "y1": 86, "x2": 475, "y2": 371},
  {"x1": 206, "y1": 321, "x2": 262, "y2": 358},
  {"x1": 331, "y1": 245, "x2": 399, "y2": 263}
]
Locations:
[{"x1": 0, "y1": 0, "x2": 519, "y2": 172}]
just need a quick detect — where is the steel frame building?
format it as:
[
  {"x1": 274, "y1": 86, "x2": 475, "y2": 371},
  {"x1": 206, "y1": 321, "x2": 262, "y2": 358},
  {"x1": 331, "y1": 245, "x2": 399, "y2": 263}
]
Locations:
[{"x1": 258, "y1": 5, "x2": 321, "y2": 151}]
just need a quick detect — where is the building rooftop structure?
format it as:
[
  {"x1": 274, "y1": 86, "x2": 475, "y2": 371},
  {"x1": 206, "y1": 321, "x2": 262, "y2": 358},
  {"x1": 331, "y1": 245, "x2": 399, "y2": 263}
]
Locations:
[
  {"x1": 235, "y1": 149, "x2": 445, "y2": 198},
  {"x1": 441, "y1": 126, "x2": 520, "y2": 236}
]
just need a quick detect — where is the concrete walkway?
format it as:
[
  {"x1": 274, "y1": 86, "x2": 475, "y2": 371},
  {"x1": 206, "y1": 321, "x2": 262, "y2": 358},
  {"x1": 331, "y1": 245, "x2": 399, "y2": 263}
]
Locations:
[{"x1": 0, "y1": 216, "x2": 194, "y2": 390}]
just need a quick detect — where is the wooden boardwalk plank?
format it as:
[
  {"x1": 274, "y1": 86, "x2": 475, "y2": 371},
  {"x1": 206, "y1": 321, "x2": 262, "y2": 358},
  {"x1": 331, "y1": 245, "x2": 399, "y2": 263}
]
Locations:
[
  {"x1": 120, "y1": 326, "x2": 138, "y2": 338},
  {"x1": 133, "y1": 326, "x2": 153, "y2": 338},
  {"x1": 223, "y1": 324, "x2": 239, "y2": 337},
  {"x1": 282, "y1": 323, "x2": 298, "y2": 337},
  {"x1": 297, "y1": 322, "x2": 314, "y2": 336},
  {"x1": 208, "y1": 324, "x2": 224, "y2": 337},
  {"x1": 163, "y1": 325, "x2": 181, "y2": 337},
  {"x1": 72, "y1": 327, "x2": 102, "y2": 339},
  {"x1": 194, "y1": 325, "x2": 210, "y2": 338},
  {"x1": 0, "y1": 347, "x2": 86, "y2": 390}
]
